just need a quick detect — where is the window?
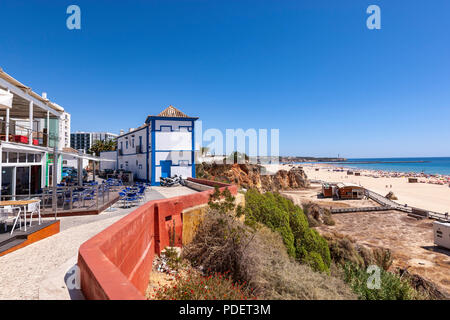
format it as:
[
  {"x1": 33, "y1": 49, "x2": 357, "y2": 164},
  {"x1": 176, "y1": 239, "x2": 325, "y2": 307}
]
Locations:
[
  {"x1": 132, "y1": 139, "x2": 135, "y2": 148},
  {"x1": 19, "y1": 153, "x2": 27, "y2": 163},
  {"x1": 2, "y1": 152, "x2": 7, "y2": 163},
  {"x1": 28, "y1": 154, "x2": 35, "y2": 163},
  {"x1": 126, "y1": 141, "x2": 128, "y2": 149},
  {"x1": 35, "y1": 154, "x2": 41, "y2": 162},
  {"x1": 8, "y1": 152, "x2": 17, "y2": 163},
  {"x1": 120, "y1": 141, "x2": 123, "y2": 150},
  {"x1": 139, "y1": 136, "x2": 142, "y2": 147}
]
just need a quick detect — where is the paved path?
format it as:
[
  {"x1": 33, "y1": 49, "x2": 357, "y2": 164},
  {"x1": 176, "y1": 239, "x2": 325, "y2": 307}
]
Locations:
[{"x1": 0, "y1": 186, "x2": 197, "y2": 300}]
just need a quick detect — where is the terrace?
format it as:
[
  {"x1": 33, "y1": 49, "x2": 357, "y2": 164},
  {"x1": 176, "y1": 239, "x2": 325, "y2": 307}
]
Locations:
[{"x1": 0, "y1": 68, "x2": 63, "y2": 149}]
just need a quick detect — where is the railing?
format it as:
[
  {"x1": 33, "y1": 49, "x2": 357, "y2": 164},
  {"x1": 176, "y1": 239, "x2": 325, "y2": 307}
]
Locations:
[
  {"x1": 0, "y1": 119, "x2": 58, "y2": 147},
  {"x1": 0, "y1": 183, "x2": 118, "y2": 215}
]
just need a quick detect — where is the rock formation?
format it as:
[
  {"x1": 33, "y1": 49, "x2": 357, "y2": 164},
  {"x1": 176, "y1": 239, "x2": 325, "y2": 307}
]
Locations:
[{"x1": 196, "y1": 162, "x2": 310, "y2": 192}]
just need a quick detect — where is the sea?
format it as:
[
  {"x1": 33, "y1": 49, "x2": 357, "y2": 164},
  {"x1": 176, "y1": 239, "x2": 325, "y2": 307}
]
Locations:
[{"x1": 296, "y1": 157, "x2": 450, "y2": 176}]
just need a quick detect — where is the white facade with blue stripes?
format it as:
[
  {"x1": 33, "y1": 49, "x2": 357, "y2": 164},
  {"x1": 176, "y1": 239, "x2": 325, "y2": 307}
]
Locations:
[{"x1": 116, "y1": 107, "x2": 197, "y2": 185}]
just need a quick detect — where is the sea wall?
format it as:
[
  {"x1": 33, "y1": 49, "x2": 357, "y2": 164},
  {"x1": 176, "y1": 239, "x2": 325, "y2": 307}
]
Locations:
[{"x1": 77, "y1": 179, "x2": 237, "y2": 300}]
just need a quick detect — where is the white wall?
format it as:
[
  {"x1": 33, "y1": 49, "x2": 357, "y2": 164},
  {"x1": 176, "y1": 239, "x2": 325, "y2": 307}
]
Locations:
[
  {"x1": 155, "y1": 151, "x2": 192, "y2": 165},
  {"x1": 155, "y1": 131, "x2": 191, "y2": 151},
  {"x1": 100, "y1": 151, "x2": 117, "y2": 170},
  {"x1": 154, "y1": 120, "x2": 192, "y2": 131},
  {"x1": 117, "y1": 126, "x2": 149, "y2": 181}
]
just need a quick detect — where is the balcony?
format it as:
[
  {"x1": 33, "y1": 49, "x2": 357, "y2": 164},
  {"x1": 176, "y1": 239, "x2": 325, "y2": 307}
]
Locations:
[{"x1": 0, "y1": 119, "x2": 56, "y2": 148}]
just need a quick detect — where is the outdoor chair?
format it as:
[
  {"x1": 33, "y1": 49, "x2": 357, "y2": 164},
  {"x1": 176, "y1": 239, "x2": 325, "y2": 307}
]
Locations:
[
  {"x1": 126, "y1": 193, "x2": 139, "y2": 207},
  {"x1": 27, "y1": 200, "x2": 41, "y2": 227},
  {"x1": 137, "y1": 188, "x2": 146, "y2": 202},
  {"x1": 0, "y1": 206, "x2": 22, "y2": 235},
  {"x1": 118, "y1": 192, "x2": 129, "y2": 208}
]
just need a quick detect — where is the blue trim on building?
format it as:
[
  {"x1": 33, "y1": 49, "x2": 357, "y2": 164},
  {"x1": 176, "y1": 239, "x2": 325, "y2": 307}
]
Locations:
[
  {"x1": 154, "y1": 125, "x2": 193, "y2": 132},
  {"x1": 145, "y1": 116, "x2": 199, "y2": 124},
  {"x1": 192, "y1": 120, "x2": 195, "y2": 178},
  {"x1": 154, "y1": 150, "x2": 194, "y2": 153},
  {"x1": 146, "y1": 125, "x2": 149, "y2": 182},
  {"x1": 151, "y1": 119, "x2": 156, "y2": 186}
]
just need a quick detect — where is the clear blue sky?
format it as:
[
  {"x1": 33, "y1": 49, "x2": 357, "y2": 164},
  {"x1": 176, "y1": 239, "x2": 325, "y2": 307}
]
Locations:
[{"x1": 1, "y1": 0, "x2": 449, "y2": 158}]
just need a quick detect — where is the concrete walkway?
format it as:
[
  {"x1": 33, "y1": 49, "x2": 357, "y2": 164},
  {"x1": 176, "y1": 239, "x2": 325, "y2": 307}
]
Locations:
[{"x1": 0, "y1": 186, "x2": 197, "y2": 300}]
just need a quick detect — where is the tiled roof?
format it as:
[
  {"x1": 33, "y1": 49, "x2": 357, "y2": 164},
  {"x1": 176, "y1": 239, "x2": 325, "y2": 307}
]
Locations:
[{"x1": 157, "y1": 105, "x2": 189, "y2": 118}]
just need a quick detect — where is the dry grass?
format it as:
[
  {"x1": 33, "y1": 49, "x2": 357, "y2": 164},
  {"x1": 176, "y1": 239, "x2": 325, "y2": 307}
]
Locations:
[{"x1": 183, "y1": 209, "x2": 356, "y2": 300}]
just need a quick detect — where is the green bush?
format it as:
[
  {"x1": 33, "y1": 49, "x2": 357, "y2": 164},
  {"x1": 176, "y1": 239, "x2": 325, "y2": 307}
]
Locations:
[
  {"x1": 342, "y1": 263, "x2": 416, "y2": 300},
  {"x1": 244, "y1": 189, "x2": 331, "y2": 273}
]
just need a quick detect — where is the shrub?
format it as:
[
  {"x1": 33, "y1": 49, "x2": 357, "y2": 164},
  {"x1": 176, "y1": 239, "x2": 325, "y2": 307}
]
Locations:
[
  {"x1": 150, "y1": 270, "x2": 255, "y2": 300},
  {"x1": 342, "y1": 263, "x2": 416, "y2": 300},
  {"x1": 183, "y1": 210, "x2": 356, "y2": 300},
  {"x1": 244, "y1": 189, "x2": 331, "y2": 272},
  {"x1": 245, "y1": 227, "x2": 355, "y2": 299}
]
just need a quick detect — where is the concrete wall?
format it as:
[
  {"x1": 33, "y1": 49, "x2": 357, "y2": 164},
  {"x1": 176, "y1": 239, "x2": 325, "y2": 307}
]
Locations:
[
  {"x1": 78, "y1": 179, "x2": 238, "y2": 300},
  {"x1": 100, "y1": 151, "x2": 117, "y2": 171}
]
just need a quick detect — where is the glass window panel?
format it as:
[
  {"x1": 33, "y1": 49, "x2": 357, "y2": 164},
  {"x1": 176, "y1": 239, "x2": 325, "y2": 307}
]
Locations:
[
  {"x1": 16, "y1": 167, "x2": 30, "y2": 195},
  {"x1": 28, "y1": 153, "x2": 35, "y2": 162},
  {"x1": 2, "y1": 152, "x2": 7, "y2": 163},
  {"x1": 8, "y1": 152, "x2": 17, "y2": 163},
  {"x1": 19, "y1": 153, "x2": 27, "y2": 162},
  {"x1": 2, "y1": 167, "x2": 13, "y2": 197},
  {"x1": 35, "y1": 154, "x2": 42, "y2": 162}
]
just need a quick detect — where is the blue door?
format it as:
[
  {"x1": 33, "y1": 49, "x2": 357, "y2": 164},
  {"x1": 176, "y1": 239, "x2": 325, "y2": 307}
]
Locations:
[{"x1": 160, "y1": 160, "x2": 172, "y2": 178}]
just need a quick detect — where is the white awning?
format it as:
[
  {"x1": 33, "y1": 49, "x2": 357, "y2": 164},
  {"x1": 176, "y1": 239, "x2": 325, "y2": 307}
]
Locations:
[{"x1": 0, "y1": 88, "x2": 13, "y2": 109}]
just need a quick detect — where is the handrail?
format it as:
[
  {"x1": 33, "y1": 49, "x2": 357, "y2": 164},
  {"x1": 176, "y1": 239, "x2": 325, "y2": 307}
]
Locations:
[{"x1": 0, "y1": 119, "x2": 59, "y2": 147}]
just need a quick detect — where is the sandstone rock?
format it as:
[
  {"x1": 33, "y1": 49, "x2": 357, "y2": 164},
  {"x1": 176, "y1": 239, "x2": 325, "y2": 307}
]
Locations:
[{"x1": 196, "y1": 162, "x2": 310, "y2": 192}]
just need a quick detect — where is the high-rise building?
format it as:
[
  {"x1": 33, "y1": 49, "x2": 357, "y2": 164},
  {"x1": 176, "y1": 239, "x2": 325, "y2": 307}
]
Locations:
[{"x1": 70, "y1": 131, "x2": 117, "y2": 153}]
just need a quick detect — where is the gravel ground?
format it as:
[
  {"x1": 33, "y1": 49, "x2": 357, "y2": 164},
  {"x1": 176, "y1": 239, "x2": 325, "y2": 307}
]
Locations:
[{"x1": 0, "y1": 186, "x2": 197, "y2": 300}]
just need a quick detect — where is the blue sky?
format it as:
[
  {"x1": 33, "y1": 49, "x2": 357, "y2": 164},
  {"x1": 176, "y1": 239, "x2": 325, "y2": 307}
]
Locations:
[{"x1": 1, "y1": 0, "x2": 449, "y2": 158}]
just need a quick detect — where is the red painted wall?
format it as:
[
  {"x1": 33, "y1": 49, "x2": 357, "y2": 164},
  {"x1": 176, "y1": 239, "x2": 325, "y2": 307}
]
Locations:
[{"x1": 78, "y1": 181, "x2": 237, "y2": 300}]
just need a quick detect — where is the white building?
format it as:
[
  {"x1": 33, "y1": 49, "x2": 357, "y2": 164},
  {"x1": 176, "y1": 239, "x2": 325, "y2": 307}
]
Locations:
[
  {"x1": 99, "y1": 150, "x2": 116, "y2": 171},
  {"x1": 59, "y1": 111, "x2": 71, "y2": 149},
  {"x1": 0, "y1": 68, "x2": 72, "y2": 196},
  {"x1": 70, "y1": 131, "x2": 117, "y2": 153},
  {"x1": 116, "y1": 105, "x2": 198, "y2": 185}
]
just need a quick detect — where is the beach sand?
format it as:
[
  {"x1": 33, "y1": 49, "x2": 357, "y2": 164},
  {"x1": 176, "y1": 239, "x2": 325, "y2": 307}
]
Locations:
[{"x1": 266, "y1": 163, "x2": 450, "y2": 214}]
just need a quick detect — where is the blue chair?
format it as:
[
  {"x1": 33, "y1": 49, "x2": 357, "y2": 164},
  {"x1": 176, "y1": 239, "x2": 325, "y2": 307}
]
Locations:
[
  {"x1": 118, "y1": 191, "x2": 129, "y2": 208},
  {"x1": 126, "y1": 192, "x2": 139, "y2": 207}
]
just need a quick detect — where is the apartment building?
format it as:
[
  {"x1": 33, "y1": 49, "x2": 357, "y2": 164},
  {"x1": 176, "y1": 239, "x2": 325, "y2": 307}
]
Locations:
[{"x1": 70, "y1": 131, "x2": 117, "y2": 153}]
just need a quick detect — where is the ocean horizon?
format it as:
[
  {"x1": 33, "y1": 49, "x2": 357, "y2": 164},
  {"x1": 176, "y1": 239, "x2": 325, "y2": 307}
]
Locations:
[{"x1": 296, "y1": 157, "x2": 450, "y2": 176}]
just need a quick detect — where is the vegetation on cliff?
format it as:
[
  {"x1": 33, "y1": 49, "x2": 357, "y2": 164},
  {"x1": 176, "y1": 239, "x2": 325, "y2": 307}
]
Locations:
[
  {"x1": 244, "y1": 189, "x2": 331, "y2": 273},
  {"x1": 182, "y1": 187, "x2": 355, "y2": 300},
  {"x1": 323, "y1": 232, "x2": 429, "y2": 300}
]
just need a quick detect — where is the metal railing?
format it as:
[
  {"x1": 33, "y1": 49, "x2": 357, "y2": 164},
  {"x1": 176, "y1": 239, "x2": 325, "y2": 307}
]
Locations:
[
  {"x1": 0, "y1": 183, "x2": 118, "y2": 216},
  {"x1": 0, "y1": 119, "x2": 58, "y2": 147}
]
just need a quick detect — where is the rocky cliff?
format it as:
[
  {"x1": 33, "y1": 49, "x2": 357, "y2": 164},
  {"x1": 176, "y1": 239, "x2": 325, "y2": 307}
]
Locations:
[{"x1": 196, "y1": 162, "x2": 310, "y2": 192}]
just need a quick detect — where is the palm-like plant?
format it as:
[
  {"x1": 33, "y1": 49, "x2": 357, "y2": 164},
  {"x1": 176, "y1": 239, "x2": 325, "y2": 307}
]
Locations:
[{"x1": 89, "y1": 139, "x2": 117, "y2": 156}]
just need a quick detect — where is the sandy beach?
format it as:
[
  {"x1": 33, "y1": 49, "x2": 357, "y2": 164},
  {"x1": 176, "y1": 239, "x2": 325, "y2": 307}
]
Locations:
[{"x1": 265, "y1": 163, "x2": 450, "y2": 214}]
